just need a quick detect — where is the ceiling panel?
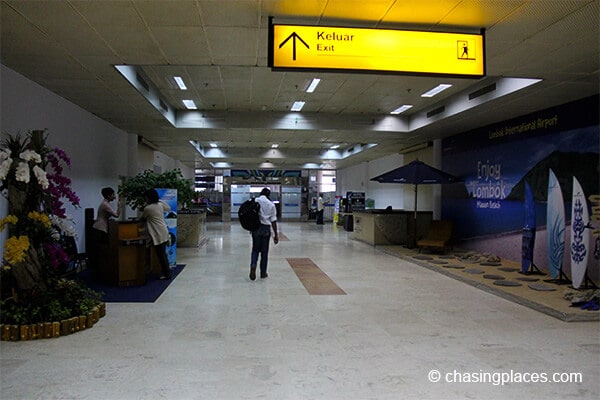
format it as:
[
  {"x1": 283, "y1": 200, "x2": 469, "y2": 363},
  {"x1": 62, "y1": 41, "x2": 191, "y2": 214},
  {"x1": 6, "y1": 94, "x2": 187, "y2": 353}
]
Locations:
[
  {"x1": 150, "y1": 27, "x2": 211, "y2": 63},
  {"x1": 204, "y1": 26, "x2": 259, "y2": 63},
  {"x1": 199, "y1": 0, "x2": 260, "y2": 28},
  {"x1": 321, "y1": 0, "x2": 395, "y2": 22},
  {"x1": 72, "y1": 0, "x2": 145, "y2": 27},
  {"x1": 439, "y1": 0, "x2": 522, "y2": 27},
  {"x1": 135, "y1": 0, "x2": 201, "y2": 27},
  {"x1": 1, "y1": 0, "x2": 597, "y2": 170}
]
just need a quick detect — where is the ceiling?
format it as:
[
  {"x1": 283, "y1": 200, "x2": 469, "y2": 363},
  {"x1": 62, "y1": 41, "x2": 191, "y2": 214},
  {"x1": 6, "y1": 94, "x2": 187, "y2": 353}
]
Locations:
[{"x1": 1, "y1": 0, "x2": 598, "y2": 171}]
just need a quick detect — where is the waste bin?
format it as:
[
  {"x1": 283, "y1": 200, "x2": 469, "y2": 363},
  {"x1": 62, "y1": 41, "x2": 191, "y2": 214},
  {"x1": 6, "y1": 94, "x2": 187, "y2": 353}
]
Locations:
[{"x1": 343, "y1": 214, "x2": 353, "y2": 232}]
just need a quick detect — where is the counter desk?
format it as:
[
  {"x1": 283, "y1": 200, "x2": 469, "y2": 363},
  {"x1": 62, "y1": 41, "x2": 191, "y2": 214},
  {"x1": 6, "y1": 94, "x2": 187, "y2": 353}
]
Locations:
[
  {"x1": 93, "y1": 220, "x2": 149, "y2": 287},
  {"x1": 177, "y1": 209, "x2": 207, "y2": 247},
  {"x1": 352, "y1": 210, "x2": 433, "y2": 247}
]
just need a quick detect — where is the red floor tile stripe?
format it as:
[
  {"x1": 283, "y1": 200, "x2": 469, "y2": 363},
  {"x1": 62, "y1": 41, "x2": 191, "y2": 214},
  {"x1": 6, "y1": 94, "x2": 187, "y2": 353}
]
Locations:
[
  {"x1": 286, "y1": 258, "x2": 346, "y2": 295},
  {"x1": 277, "y1": 232, "x2": 289, "y2": 241}
]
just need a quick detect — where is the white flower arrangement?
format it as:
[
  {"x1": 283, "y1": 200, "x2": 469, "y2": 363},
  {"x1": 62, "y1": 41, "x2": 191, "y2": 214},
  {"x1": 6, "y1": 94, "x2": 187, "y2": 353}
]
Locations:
[
  {"x1": 15, "y1": 161, "x2": 30, "y2": 183},
  {"x1": 32, "y1": 165, "x2": 49, "y2": 189},
  {"x1": 0, "y1": 159, "x2": 11, "y2": 181},
  {"x1": 49, "y1": 214, "x2": 77, "y2": 238},
  {"x1": 19, "y1": 149, "x2": 42, "y2": 163},
  {"x1": 0, "y1": 148, "x2": 49, "y2": 189}
]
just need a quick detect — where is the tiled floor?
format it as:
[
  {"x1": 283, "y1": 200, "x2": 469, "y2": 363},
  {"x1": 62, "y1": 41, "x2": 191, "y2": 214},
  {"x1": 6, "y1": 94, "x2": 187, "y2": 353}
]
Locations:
[
  {"x1": 378, "y1": 246, "x2": 600, "y2": 322},
  {"x1": 1, "y1": 222, "x2": 599, "y2": 399}
]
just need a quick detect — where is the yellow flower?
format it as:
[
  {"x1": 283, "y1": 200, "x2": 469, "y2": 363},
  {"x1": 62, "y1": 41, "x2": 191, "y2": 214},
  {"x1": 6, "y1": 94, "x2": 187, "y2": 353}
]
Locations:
[
  {"x1": 28, "y1": 211, "x2": 51, "y2": 227},
  {"x1": 3, "y1": 235, "x2": 30, "y2": 266},
  {"x1": 0, "y1": 215, "x2": 18, "y2": 232}
]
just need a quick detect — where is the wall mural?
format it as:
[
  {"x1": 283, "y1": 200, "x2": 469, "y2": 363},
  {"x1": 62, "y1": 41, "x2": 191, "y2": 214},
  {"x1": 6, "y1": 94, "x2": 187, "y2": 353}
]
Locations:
[{"x1": 441, "y1": 95, "x2": 599, "y2": 273}]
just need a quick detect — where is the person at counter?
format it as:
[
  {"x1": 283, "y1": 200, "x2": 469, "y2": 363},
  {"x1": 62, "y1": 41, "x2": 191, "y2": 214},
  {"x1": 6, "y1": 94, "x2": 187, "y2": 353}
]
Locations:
[
  {"x1": 92, "y1": 187, "x2": 121, "y2": 242},
  {"x1": 141, "y1": 189, "x2": 172, "y2": 280}
]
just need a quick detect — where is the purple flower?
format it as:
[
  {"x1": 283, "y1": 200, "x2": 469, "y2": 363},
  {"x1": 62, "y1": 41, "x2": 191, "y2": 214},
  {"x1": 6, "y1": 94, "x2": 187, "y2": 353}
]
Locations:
[
  {"x1": 44, "y1": 242, "x2": 70, "y2": 270},
  {"x1": 43, "y1": 147, "x2": 80, "y2": 215}
]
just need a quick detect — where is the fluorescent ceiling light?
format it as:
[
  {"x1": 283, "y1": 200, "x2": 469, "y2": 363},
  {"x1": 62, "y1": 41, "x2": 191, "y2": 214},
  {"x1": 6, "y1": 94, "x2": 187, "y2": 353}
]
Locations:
[
  {"x1": 421, "y1": 84, "x2": 452, "y2": 97},
  {"x1": 306, "y1": 78, "x2": 321, "y2": 93},
  {"x1": 182, "y1": 99, "x2": 197, "y2": 109},
  {"x1": 209, "y1": 143, "x2": 218, "y2": 148},
  {"x1": 390, "y1": 104, "x2": 413, "y2": 114},
  {"x1": 291, "y1": 101, "x2": 305, "y2": 111},
  {"x1": 210, "y1": 162, "x2": 231, "y2": 168},
  {"x1": 271, "y1": 143, "x2": 279, "y2": 148},
  {"x1": 174, "y1": 76, "x2": 187, "y2": 90},
  {"x1": 329, "y1": 144, "x2": 340, "y2": 149}
]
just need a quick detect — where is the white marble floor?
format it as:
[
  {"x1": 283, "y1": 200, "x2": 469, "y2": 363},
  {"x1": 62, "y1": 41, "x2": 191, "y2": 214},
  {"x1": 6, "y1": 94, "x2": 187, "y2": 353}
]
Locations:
[{"x1": 1, "y1": 222, "x2": 599, "y2": 400}]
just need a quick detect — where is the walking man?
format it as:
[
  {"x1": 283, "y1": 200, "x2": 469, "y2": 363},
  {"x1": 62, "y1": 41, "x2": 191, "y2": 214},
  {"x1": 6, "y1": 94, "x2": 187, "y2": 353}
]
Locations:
[
  {"x1": 316, "y1": 193, "x2": 324, "y2": 225},
  {"x1": 250, "y1": 188, "x2": 279, "y2": 280}
]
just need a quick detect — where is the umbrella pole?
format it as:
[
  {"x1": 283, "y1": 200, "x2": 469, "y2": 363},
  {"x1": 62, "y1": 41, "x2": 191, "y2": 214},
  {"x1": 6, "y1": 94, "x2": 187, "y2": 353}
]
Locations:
[
  {"x1": 413, "y1": 184, "x2": 418, "y2": 221},
  {"x1": 411, "y1": 185, "x2": 418, "y2": 248}
]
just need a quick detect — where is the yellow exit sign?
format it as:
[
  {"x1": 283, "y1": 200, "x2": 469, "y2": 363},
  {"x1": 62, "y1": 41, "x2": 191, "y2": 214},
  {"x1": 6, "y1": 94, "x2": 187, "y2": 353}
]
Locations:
[{"x1": 269, "y1": 23, "x2": 485, "y2": 77}]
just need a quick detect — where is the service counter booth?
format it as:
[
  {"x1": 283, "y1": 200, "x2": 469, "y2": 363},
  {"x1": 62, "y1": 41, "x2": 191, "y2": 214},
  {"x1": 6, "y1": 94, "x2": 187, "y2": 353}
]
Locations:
[
  {"x1": 93, "y1": 220, "x2": 150, "y2": 287},
  {"x1": 85, "y1": 207, "x2": 207, "y2": 287},
  {"x1": 352, "y1": 210, "x2": 433, "y2": 247}
]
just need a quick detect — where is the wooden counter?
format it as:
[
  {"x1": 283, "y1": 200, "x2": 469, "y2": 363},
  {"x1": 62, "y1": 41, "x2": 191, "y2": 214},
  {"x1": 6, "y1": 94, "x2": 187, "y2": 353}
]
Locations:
[
  {"x1": 352, "y1": 210, "x2": 432, "y2": 247},
  {"x1": 94, "y1": 220, "x2": 148, "y2": 286}
]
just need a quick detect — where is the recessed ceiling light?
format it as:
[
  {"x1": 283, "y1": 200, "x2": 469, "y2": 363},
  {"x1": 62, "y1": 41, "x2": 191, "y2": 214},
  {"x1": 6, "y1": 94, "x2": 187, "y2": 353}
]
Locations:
[
  {"x1": 306, "y1": 78, "x2": 321, "y2": 93},
  {"x1": 271, "y1": 143, "x2": 279, "y2": 148},
  {"x1": 421, "y1": 84, "x2": 452, "y2": 97},
  {"x1": 174, "y1": 76, "x2": 187, "y2": 90},
  {"x1": 291, "y1": 101, "x2": 305, "y2": 111},
  {"x1": 183, "y1": 99, "x2": 197, "y2": 109},
  {"x1": 390, "y1": 104, "x2": 413, "y2": 114},
  {"x1": 329, "y1": 144, "x2": 340, "y2": 149}
]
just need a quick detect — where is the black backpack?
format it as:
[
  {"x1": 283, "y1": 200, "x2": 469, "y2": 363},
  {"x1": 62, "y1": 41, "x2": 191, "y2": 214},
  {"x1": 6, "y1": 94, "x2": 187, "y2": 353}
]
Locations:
[{"x1": 238, "y1": 198, "x2": 261, "y2": 231}]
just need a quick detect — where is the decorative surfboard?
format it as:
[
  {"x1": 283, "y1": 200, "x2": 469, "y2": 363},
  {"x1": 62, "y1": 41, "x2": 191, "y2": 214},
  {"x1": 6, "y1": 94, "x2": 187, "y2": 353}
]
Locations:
[
  {"x1": 547, "y1": 169, "x2": 565, "y2": 279},
  {"x1": 521, "y1": 181, "x2": 536, "y2": 273},
  {"x1": 570, "y1": 177, "x2": 590, "y2": 289}
]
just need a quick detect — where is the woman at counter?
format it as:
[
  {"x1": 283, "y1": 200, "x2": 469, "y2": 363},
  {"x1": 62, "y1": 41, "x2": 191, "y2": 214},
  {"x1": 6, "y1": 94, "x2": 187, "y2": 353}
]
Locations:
[
  {"x1": 141, "y1": 189, "x2": 172, "y2": 280},
  {"x1": 92, "y1": 187, "x2": 121, "y2": 242}
]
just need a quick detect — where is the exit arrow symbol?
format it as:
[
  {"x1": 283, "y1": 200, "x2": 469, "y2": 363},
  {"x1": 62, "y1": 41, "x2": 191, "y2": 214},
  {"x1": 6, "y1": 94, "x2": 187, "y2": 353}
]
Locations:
[{"x1": 279, "y1": 32, "x2": 309, "y2": 61}]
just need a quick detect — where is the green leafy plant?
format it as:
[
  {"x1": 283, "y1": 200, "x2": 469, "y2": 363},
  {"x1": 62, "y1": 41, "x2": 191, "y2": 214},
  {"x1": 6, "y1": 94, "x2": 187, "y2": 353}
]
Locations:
[
  {"x1": 46, "y1": 298, "x2": 72, "y2": 322},
  {"x1": 118, "y1": 168, "x2": 194, "y2": 210},
  {"x1": 0, "y1": 278, "x2": 104, "y2": 325}
]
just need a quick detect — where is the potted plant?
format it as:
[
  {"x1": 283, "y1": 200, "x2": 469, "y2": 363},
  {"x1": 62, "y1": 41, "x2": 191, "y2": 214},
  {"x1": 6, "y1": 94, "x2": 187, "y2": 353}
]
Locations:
[{"x1": 118, "y1": 168, "x2": 194, "y2": 211}]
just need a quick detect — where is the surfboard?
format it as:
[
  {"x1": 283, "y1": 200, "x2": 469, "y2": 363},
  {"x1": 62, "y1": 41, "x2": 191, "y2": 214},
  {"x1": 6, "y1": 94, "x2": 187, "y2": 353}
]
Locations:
[
  {"x1": 570, "y1": 177, "x2": 590, "y2": 289},
  {"x1": 521, "y1": 181, "x2": 536, "y2": 273},
  {"x1": 547, "y1": 169, "x2": 565, "y2": 279},
  {"x1": 524, "y1": 181, "x2": 536, "y2": 230}
]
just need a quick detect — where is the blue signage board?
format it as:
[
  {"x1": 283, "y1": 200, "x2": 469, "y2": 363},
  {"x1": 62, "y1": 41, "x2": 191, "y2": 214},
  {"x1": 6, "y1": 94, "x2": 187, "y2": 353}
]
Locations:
[{"x1": 156, "y1": 188, "x2": 177, "y2": 266}]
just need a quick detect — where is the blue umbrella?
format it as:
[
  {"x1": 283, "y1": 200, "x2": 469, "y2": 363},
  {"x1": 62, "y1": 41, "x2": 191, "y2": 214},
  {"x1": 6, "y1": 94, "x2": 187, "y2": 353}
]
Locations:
[{"x1": 370, "y1": 159, "x2": 462, "y2": 246}]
